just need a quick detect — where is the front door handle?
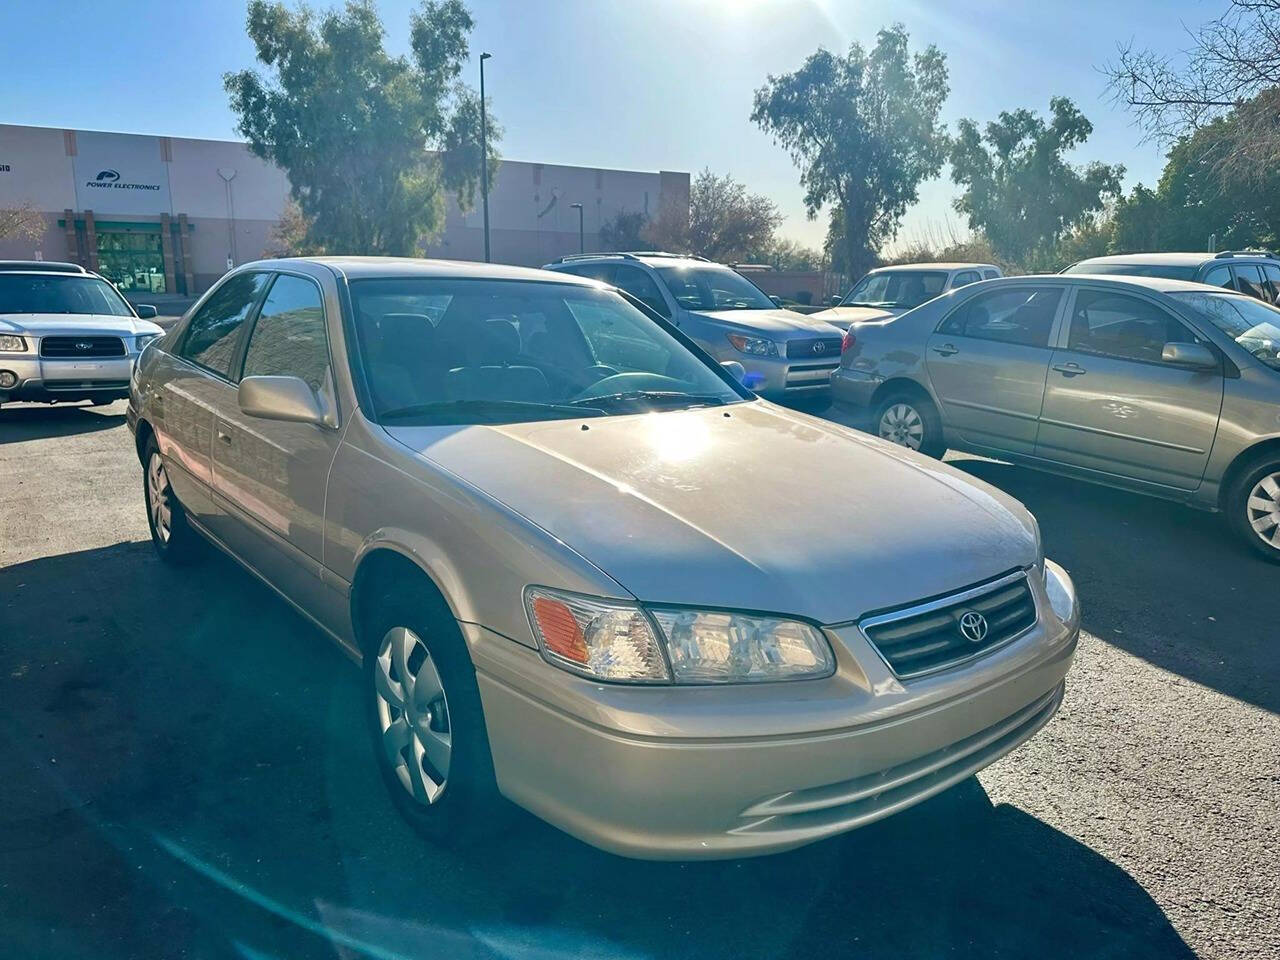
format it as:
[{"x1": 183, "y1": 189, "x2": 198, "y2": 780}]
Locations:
[
  {"x1": 216, "y1": 428, "x2": 233, "y2": 445},
  {"x1": 931, "y1": 343, "x2": 959, "y2": 356},
  {"x1": 1052, "y1": 362, "x2": 1086, "y2": 377}
]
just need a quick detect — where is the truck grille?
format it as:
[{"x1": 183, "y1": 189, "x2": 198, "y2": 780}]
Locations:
[
  {"x1": 860, "y1": 571, "x2": 1036, "y2": 678},
  {"x1": 786, "y1": 337, "x2": 842, "y2": 359},
  {"x1": 40, "y1": 336, "x2": 126, "y2": 358}
]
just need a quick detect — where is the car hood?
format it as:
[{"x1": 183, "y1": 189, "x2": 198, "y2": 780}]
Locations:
[
  {"x1": 385, "y1": 402, "x2": 1038, "y2": 625},
  {"x1": 689, "y1": 308, "x2": 846, "y2": 337},
  {"x1": 0, "y1": 313, "x2": 163, "y2": 337},
  {"x1": 810, "y1": 305, "x2": 901, "y2": 325}
]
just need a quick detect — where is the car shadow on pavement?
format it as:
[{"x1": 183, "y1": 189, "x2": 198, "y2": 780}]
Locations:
[
  {"x1": 0, "y1": 541, "x2": 1192, "y2": 959},
  {"x1": 0, "y1": 403, "x2": 126, "y2": 444},
  {"x1": 949, "y1": 457, "x2": 1280, "y2": 715}
]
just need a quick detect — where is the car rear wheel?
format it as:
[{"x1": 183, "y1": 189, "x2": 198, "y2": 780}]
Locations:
[
  {"x1": 143, "y1": 437, "x2": 199, "y2": 564},
  {"x1": 874, "y1": 391, "x2": 944, "y2": 457},
  {"x1": 1228, "y1": 458, "x2": 1280, "y2": 562},
  {"x1": 362, "y1": 582, "x2": 511, "y2": 844}
]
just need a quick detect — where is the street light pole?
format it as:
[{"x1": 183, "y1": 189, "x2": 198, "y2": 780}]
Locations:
[
  {"x1": 479, "y1": 52, "x2": 492, "y2": 263},
  {"x1": 570, "y1": 202, "x2": 584, "y2": 254}
]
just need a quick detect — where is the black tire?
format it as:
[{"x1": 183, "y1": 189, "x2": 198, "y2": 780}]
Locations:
[
  {"x1": 1225, "y1": 456, "x2": 1280, "y2": 563},
  {"x1": 362, "y1": 580, "x2": 512, "y2": 846},
  {"x1": 873, "y1": 390, "x2": 945, "y2": 457},
  {"x1": 142, "y1": 436, "x2": 200, "y2": 564}
]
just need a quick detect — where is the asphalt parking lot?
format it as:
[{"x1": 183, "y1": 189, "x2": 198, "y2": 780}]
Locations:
[{"x1": 1, "y1": 399, "x2": 1277, "y2": 960}]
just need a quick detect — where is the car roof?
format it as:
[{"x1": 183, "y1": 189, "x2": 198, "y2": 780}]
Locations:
[
  {"x1": 545, "y1": 252, "x2": 727, "y2": 270},
  {"x1": 1013, "y1": 273, "x2": 1249, "y2": 295},
  {"x1": 871, "y1": 262, "x2": 999, "y2": 272},
  {"x1": 245, "y1": 256, "x2": 601, "y2": 286},
  {"x1": 1072, "y1": 252, "x2": 1277, "y2": 267},
  {"x1": 0, "y1": 260, "x2": 88, "y2": 274}
]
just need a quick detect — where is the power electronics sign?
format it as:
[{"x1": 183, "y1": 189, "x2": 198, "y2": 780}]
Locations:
[
  {"x1": 72, "y1": 131, "x2": 172, "y2": 214},
  {"x1": 84, "y1": 168, "x2": 162, "y2": 192}
]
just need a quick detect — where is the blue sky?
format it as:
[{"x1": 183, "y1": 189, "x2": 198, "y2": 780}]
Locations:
[{"x1": 2, "y1": 0, "x2": 1214, "y2": 250}]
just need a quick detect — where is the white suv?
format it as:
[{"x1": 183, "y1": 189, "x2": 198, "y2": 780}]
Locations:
[{"x1": 814, "y1": 262, "x2": 1003, "y2": 327}]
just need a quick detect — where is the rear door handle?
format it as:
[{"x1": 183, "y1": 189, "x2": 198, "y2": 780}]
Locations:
[
  {"x1": 931, "y1": 343, "x2": 959, "y2": 356},
  {"x1": 1052, "y1": 362, "x2": 1086, "y2": 377}
]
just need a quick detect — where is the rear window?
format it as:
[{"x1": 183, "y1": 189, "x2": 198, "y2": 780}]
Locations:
[
  {"x1": 1063, "y1": 262, "x2": 1200, "y2": 281},
  {"x1": 0, "y1": 274, "x2": 134, "y2": 316}
]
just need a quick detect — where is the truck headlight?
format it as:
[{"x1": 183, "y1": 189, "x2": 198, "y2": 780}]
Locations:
[
  {"x1": 726, "y1": 333, "x2": 778, "y2": 357},
  {"x1": 0, "y1": 335, "x2": 28, "y2": 353},
  {"x1": 525, "y1": 587, "x2": 836, "y2": 684},
  {"x1": 1042, "y1": 559, "x2": 1078, "y2": 624},
  {"x1": 135, "y1": 333, "x2": 159, "y2": 352}
]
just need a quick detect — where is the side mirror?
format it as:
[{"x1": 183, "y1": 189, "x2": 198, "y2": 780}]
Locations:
[
  {"x1": 238, "y1": 375, "x2": 328, "y2": 425},
  {"x1": 1161, "y1": 342, "x2": 1218, "y2": 369},
  {"x1": 135, "y1": 304, "x2": 158, "y2": 319},
  {"x1": 828, "y1": 295, "x2": 842, "y2": 306},
  {"x1": 720, "y1": 360, "x2": 747, "y2": 384},
  {"x1": 769, "y1": 295, "x2": 784, "y2": 307}
]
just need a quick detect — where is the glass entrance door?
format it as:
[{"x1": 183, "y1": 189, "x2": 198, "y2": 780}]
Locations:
[{"x1": 97, "y1": 230, "x2": 165, "y2": 294}]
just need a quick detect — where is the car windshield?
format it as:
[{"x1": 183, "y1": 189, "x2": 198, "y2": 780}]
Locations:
[
  {"x1": 350, "y1": 278, "x2": 746, "y2": 424},
  {"x1": 1063, "y1": 262, "x2": 1200, "y2": 281},
  {"x1": 654, "y1": 265, "x2": 776, "y2": 311},
  {"x1": 841, "y1": 270, "x2": 948, "y2": 309},
  {"x1": 1172, "y1": 291, "x2": 1280, "y2": 371},
  {"x1": 0, "y1": 274, "x2": 134, "y2": 316}
]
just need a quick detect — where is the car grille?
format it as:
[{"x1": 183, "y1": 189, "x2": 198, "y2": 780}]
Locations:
[
  {"x1": 786, "y1": 337, "x2": 842, "y2": 359},
  {"x1": 40, "y1": 336, "x2": 126, "y2": 358},
  {"x1": 860, "y1": 571, "x2": 1037, "y2": 678}
]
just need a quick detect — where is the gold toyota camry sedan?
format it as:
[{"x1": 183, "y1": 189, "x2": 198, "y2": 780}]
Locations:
[{"x1": 127, "y1": 257, "x2": 1079, "y2": 859}]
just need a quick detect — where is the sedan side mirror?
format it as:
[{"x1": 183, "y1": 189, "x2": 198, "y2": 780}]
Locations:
[
  {"x1": 769, "y1": 296, "x2": 784, "y2": 307},
  {"x1": 1161, "y1": 342, "x2": 1218, "y2": 370},
  {"x1": 720, "y1": 360, "x2": 747, "y2": 383},
  {"x1": 135, "y1": 304, "x2": 158, "y2": 319},
  {"x1": 239, "y1": 375, "x2": 328, "y2": 425},
  {"x1": 828, "y1": 295, "x2": 843, "y2": 306}
]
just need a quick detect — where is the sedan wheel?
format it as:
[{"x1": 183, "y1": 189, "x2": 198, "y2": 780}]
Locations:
[
  {"x1": 147, "y1": 452, "x2": 173, "y2": 544},
  {"x1": 878, "y1": 402, "x2": 925, "y2": 451},
  {"x1": 1245, "y1": 471, "x2": 1280, "y2": 551},
  {"x1": 374, "y1": 626, "x2": 452, "y2": 805}
]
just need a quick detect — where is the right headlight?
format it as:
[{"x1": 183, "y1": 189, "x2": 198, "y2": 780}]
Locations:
[
  {"x1": 726, "y1": 333, "x2": 779, "y2": 357},
  {"x1": 0, "y1": 335, "x2": 28, "y2": 352},
  {"x1": 525, "y1": 587, "x2": 835, "y2": 684},
  {"x1": 1041, "y1": 559, "x2": 1078, "y2": 624}
]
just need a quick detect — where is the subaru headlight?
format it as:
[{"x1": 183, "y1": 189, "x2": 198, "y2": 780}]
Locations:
[
  {"x1": 525, "y1": 587, "x2": 835, "y2": 684},
  {"x1": 1041, "y1": 559, "x2": 1078, "y2": 624},
  {"x1": 0, "y1": 335, "x2": 28, "y2": 353},
  {"x1": 726, "y1": 333, "x2": 778, "y2": 357}
]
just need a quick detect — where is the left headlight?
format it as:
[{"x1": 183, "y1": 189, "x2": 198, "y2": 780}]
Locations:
[
  {"x1": 0, "y1": 335, "x2": 28, "y2": 352},
  {"x1": 1042, "y1": 559, "x2": 1078, "y2": 625}
]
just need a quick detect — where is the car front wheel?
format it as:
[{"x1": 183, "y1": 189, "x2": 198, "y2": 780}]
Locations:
[
  {"x1": 1228, "y1": 458, "x2": 1280, "y2": 562},
  {"x1": 874, "y1": 391, "x2": 944, "y2": 457},
  {"x1": 143, "y1": 437, "x2": 199, "y2": 564}
]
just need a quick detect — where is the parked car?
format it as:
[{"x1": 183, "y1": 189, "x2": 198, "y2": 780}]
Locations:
[
  {"x1": 0, "y1": 262, "x2": 162, "y2": 407},
  {"x1": 832, "y1": 273, "x2": 1280, "y2": 560},
  {"x1": 128, "y1": 256, "x2": 1079, "y2": 859},
  {"x1": 1064, "y1": 251, "x2": 1280, "y2": 304},
  {"x1": 544, "y1": 252, "x2": 845, "y2": 400},
  {"x1": 813, "y1": 262, "x2": 1003, "y2": 326}
]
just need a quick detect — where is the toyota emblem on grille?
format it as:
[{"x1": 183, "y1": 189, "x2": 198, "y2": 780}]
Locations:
[
  {"x1": 813, "y1": 341, "x2": 826, "y2": 354},
  {"x1": 75, "y1": 341, "x2": 94, "y2": 351},
  {"x1": 958, "y1": 611, "x2": 989, "y2": 643}
]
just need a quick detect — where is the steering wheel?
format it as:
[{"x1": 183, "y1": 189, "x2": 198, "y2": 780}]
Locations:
[{"x1": 571, "y1": 371, "x2": 688, "y2": 402}]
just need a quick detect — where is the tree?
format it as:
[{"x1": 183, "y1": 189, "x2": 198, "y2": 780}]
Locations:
[
  {"x1": 262, "y1": 198, "x2": 319, "y2": 257},
  {"x1": 751, "y1": 25, "x2": 950, "y2": 280},
  {"x1": 644, "y1": 170, "x2": 782, "y2": 261},
  {"x1": 0, "y1": 203, "x2": 45, "y2": 247},
  {"x1": 225, "y1": 0, "x2": 499, "y2": 256},
  {"x1": 598, "y1": 210, "x2": 649, "y2": 251},
  {"x1": 750, "y1": 237, "x2": 825, "y2": 271},
  {"x1": 949, "y1": 97, "x2": 1124, "y2": 263}
]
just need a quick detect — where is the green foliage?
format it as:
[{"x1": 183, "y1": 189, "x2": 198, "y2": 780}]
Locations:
[
  {"x1": 224, "y1": 0, "x2": 499, "y2": 256},
  {"x1": 752, "y1": 25, "x2": 950, "y2": 280},
  {"x1": 950, "y1": 97, "x2": 1124, "y2": 263},
  {"x1": 598, "y1": 210, "x2": 649, "y2": 251},
  {"x1": 644, "y1": 169, "x2": 782, "y2": 262}
]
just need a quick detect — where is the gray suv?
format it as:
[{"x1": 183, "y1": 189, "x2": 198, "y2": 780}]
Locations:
[
  {"x1": 832, "y1": 273, "x2": 1280, "y2": 561},
  {"x1": 544, "y1": 253, "x2": 845, "y2": 400},
  {"x1": 1065, "y1": 251, "x2": 1280, "y2": 304}
]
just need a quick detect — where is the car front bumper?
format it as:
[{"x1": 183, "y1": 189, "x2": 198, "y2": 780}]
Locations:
[
  {"x1": 0, "y1": 352, "x2": 138, "y2": 403},
  {"x1": 469, "y1": 561, "x2": 1079, "y2": 860}
]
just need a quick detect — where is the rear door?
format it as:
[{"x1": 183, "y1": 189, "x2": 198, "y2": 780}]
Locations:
[
  {"x1": 924, "y1": 284, "x2": 1065, "y2": 455},
  {"x1": 1232, "y1": 264, "x2": 1270, "y2": 303},
  {"x1": 1035, "y1": 286, "x2": 1223, "y2": 490}
]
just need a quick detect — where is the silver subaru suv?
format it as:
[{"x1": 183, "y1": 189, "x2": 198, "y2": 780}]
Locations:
[
  {"x1": 544, "y1": 252, "x2": 846, "y2": 400},
  {"x1": 128, "y1": 256, "x2": 1078, "y2": 859}
]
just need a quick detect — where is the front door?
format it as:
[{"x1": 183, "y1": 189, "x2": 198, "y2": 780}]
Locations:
[
  {"x1": 1035, "y1": 287, "x2": 1224, "y2": 490},
  {"x1": 924, "y1": 285, "x2": 1065, "y2": 456},
  {"x1": 208, "y1": 272, "x2": 343, "y2": 601}
]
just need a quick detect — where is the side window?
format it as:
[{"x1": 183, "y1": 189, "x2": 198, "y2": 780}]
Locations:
[
  {"x1": 1233, "y1": 265, "x2": 1268, "y2": 301},
  {"x1": 614, "y1": 265, "x2": 670, "y2": 317},
  {"x1": 982, "y1": 269, "x2": 1000, "y2": 281},
  {"x1": 1201, "y1": 264, "x2": 1235, "y2": 290},
  {"x1": 1067, "y1": 290, "x2": 1199, "y2": 364},
  {"x1": 179, "y1": 272, "x2": 271, "y2": 377},
  {"x1": 557, "y1": 263, "x2": 616, "y2": 284},
  {"x1": 938, "y1": 286, "x2": 1063, "y2": 348},
  {"x1": 951, "y1": 271, "x2": 980, "y2": 288},
  {"x1": 1264, "y1": 265, "x2": 1280, "y2": 303},
  {"x1": 241, "y1": 274, "x2": 330, "y2": 391}
]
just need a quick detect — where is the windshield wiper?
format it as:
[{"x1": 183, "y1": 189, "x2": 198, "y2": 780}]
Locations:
[
  {"x1": 568, "y1": 390, "x2": 729, "y2": 410},
  {"x1": 378, "y1": 399, "x2": 602, "y2": 423}
]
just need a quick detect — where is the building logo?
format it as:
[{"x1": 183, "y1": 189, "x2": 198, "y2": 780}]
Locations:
[
  {"x1": 0, "y1": 163, "x2": 11, "y2": 173},
  {"x1": 958, "y1": 611, "x2": 989, "y2": 643},
  {"x1": 96, "y1": 169, "x2": 120, "y2": 182},
  {"x1": 86, "y1": 168, "x2": 159, "y2": 192}
]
